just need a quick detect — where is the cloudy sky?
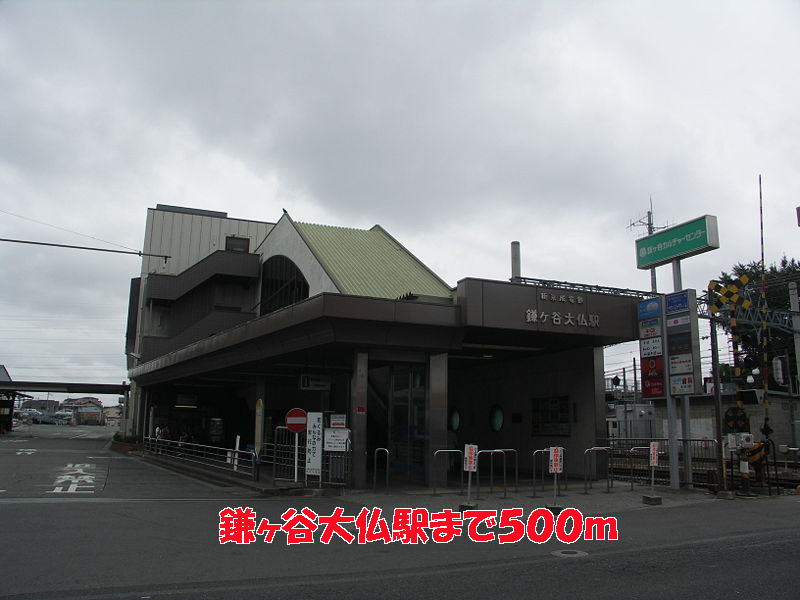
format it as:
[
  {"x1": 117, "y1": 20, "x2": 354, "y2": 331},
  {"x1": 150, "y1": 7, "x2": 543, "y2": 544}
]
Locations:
[{"x1": 1, "y1": 1, "x2": 798, "y2": 404}]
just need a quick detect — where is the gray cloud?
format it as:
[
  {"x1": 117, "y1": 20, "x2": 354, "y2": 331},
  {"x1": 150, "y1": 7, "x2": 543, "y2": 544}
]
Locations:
[{"x1": 1, "y1": 1, "x2": 798, "y2": 392}]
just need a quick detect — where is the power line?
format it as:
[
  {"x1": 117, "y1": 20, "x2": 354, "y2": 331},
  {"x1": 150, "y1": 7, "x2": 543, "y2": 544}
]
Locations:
[
  {"x1": 0, "y1": 206, "x2": 140, "y2": 252},
  {"x1": 0, "y1": 237, "x2": 170, "y2": 260}
]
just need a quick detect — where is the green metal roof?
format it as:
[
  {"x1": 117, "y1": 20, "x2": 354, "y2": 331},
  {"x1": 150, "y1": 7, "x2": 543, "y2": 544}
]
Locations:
[{"x1": 293, "y1": 221, "x2": 452, "y2": 299}]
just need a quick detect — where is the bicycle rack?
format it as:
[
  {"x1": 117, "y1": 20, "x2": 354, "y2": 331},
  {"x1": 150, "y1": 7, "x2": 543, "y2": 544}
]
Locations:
[
  {"x1": 583, "y1": 446, "x2": 611, "y2": 494},
  {"x1": 494, "y1": 448, "x2": 519, "y2": 492},
  {"x1": 476, "y1": 449, "x2": 508, "y2": 499},
  {"x1": 629, "y1": 446, "x2": 650, "y2": 491},
  {"x1": 373, "y1": 447, "x2": 389, "y2": 493},
  {"x1": 531, "y1": 449, "x2": 549, "y2": 498}
]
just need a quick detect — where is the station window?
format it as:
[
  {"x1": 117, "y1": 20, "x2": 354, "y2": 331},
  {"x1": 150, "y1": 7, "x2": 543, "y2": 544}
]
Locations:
[
  {"x1": 225, "y1": 236, "x2": 250, "y2": 252},
  {"x1": 448, "y1": 408, "x2": 461, "y2": 432},
  {"x1": 531, "y1": 396, "x2": 570, "y2": 436},
  {"x1": 489, "y1": 405, "x2": 504, "y2": 432}
]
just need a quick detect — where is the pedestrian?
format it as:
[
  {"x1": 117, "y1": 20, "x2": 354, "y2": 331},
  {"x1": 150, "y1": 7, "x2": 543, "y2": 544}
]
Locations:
[{"x1": 760, "y1": 417, "x2": 773, "y2": 440}]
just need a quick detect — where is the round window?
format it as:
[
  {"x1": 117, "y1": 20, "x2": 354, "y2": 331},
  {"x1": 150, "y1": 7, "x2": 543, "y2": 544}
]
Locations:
[
  {"x1": 449, "y1": 409, "x2": 461, "y2": 432},
  {"x1": 490, "y1": 405, "x2": 504, "y2": 432}
]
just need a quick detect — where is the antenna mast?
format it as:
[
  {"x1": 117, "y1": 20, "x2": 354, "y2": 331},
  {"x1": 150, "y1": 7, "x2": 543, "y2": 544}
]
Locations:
[{"x1": 628, "y1": 197, "x2": 666, "y2": 293}]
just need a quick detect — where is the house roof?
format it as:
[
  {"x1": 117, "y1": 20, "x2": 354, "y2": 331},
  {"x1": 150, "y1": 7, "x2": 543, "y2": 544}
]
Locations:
[{"x1": 293, "y1": 221, "x2": 452, "y2": 300}]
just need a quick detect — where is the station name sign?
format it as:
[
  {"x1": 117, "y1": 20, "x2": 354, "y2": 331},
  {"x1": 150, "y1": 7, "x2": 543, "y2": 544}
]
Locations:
[{"x1": 635, "y1": 215, "x2": 719, "y2": 270}]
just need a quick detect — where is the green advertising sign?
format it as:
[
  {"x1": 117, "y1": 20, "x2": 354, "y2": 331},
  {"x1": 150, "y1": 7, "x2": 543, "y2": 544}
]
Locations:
[{"x1": 635, "y1": 215, "x2": 719, "y2": 270}]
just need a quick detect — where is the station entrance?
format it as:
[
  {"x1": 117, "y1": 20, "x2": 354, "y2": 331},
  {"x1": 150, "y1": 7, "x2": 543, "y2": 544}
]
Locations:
[{"x1": 367, "y1": 362, "x2": 429, "y2": 484}]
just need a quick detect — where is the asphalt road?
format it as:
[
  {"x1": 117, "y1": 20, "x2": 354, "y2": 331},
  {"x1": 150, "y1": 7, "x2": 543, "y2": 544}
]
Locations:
[{"x1": 1, "y1": 426, "x2": 799, "y2": 599}]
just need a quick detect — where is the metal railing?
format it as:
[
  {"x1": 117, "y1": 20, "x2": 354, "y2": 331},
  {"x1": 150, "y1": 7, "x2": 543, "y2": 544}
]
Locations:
[
  {"x1": 604, "y1": 437, "x2": 720, "y2": 489},
  {"x1": 143, "y1": 437, "x2": 257, "y2": 480},
  {"x1": 432, "y1": 449, "x2": 464, "y2": 496}
]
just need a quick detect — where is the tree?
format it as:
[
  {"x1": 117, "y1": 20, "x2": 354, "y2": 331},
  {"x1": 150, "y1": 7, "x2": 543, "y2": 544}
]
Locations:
[{"x1": 718, "y1": 256, "x2": 800, "y2": 392}]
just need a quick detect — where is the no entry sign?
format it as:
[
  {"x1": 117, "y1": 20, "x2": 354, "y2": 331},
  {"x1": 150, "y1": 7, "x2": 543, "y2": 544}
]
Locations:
[{"x1": 285, "y1": 408, "x2": 308, "y2": 433}]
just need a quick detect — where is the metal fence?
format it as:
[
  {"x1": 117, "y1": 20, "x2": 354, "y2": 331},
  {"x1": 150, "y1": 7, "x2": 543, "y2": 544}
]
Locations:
[
  {"x1": 143, "y1": 437, "x2": 257, "y2": 480},
  {"x1": 602, "y1": 437, "x2": 720, "y2": 489},
  {"x1": 259, "y1": 426, "x2": 351, "y2": 487}
]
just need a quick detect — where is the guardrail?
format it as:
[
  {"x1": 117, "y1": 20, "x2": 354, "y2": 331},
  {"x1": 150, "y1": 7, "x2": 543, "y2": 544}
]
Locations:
[
  {"x1": 432, "y1": 449, "x2": 463, "y2": 496},
  {"x1": 143, "y1": 437, "x2": 257, "y2": 480}
]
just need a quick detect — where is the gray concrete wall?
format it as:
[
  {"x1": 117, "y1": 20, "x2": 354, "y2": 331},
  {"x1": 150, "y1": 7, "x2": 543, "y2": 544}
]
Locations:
[{"x1": 141, "y1": 208, "x2": 273, "y2": 277}]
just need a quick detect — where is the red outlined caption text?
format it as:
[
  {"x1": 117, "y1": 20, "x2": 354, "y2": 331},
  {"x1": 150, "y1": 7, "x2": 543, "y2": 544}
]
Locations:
[{"x1": 218, "y1": 507, "x2": 618, "y2": 545}]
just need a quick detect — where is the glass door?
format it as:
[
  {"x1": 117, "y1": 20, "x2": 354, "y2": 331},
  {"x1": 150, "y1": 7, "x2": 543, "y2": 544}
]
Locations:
[{"x1": 388, "y1": 364, "x2": 427, "y2": 483}]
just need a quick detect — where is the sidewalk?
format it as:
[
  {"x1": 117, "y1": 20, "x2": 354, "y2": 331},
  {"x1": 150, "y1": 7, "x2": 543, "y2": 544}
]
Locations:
[
  {"x1": 337, "y1": 480, "x2": 721, "y2": 516},
  {"x1": 136, "y1": 450, "x2": 781, "y2": 514}
]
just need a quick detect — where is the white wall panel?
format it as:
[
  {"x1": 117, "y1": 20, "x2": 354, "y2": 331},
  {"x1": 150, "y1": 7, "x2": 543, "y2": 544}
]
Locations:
[{"x1": 258, "y1": 217, "x2": 339, "y2": 297}]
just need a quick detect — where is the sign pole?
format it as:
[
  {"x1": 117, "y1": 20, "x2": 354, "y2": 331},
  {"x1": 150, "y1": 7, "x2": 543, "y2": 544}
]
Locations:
[
  {"x1": 294, "y1": 432, "x2": 299, "y2": 483},
  {"x1": 553, "y1": 472, "x2": 558, "y2": 507}
]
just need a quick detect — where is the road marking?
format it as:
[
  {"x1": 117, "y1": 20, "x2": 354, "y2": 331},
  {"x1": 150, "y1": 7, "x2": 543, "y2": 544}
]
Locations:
[
  {"x1": 16, "y1": 449, "x2": 37, "y2": 455},
  {"x1": 70, "y1": 433, "x2": 87, "y2": 439},
  {"x1": 45, "y1": 463, "x2": 98, "y2": 494}
]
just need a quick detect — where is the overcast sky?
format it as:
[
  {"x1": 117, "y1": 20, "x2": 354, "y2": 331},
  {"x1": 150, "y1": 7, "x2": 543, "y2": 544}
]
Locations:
[{"x1": 1, "y1": 1, "x2": 798, "y2": 405}]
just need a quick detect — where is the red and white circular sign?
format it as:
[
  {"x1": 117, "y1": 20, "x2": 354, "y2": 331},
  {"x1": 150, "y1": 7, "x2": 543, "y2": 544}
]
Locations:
[{"x1": 285, "y1": 408, "x2": 308, "y2": 433}]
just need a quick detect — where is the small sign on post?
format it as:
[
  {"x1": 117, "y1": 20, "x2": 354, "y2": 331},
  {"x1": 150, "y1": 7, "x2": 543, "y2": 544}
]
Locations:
[
  {"x1": 649, "y1": 441, "x2": 659, "y2": 467},
  {"x1": 306, "y1": 412, "x2": 323, "y2": 478},
  {"x1": 463, "y1": 444, "x2": 478, "y2": 473},
  {"x1": 463, "y1": 444, "x2": 478, "y2": 507},
  {"x1": 549, "y1": 447, "x2": 564, "y2": 511},
  {"x1": 549, "y1": 446, "x2": 564, "y2": 474},
  {"x1": 643, "y1": 442, "x2": 662, "y2": 505},
  {"x1": 285, "y1": 408, "x2": 307, "y2": 483}
]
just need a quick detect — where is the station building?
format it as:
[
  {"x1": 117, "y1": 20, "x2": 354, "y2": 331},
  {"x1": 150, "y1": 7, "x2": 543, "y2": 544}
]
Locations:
[{"x1": 126, "y1": 204, "x2": 643, "y2": 487}]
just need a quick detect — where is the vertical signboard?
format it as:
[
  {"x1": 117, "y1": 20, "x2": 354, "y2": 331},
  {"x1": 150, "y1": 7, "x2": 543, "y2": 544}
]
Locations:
[
  {"x1": 649, "y1": 441, "x2": 659, "y2": 467},
  {"x1": 664, "y1": 289, "x2": 701, "y2": 396},
  {"x1": 639, "y1": 297, "x2": 667, "y2": 399},
  {"x1": 549, "y1": 446, "x2": 564, "y2": 474},
  {"x1": 463, "y1": 444, "x2": 478, "y2": 472},
  {"x1": 306, "y1": 412, "x2": 323, "y2": 476}
]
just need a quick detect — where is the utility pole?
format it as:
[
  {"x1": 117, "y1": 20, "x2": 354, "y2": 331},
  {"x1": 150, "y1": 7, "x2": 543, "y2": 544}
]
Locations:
[{"x1": 709, "y1": 316, "x2": 727, "y2": 493}]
